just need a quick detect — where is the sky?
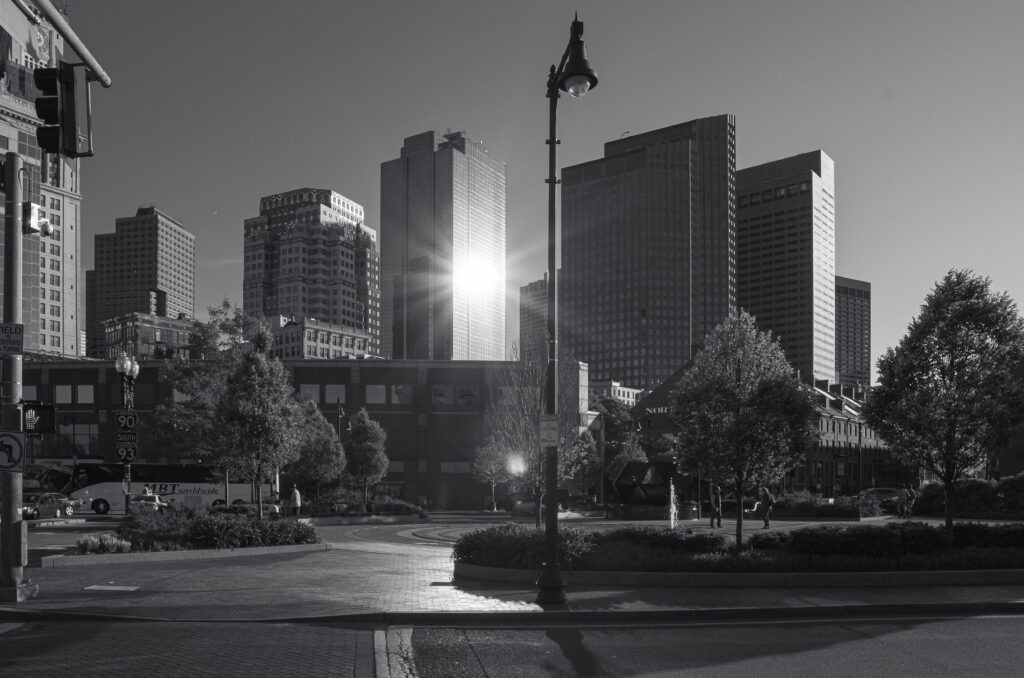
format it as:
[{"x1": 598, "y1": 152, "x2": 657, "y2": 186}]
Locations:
[{"x1": 68, "y1": 0, "x2": 1024, "y2": 381}]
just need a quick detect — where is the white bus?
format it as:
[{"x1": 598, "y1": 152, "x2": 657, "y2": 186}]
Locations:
[{"x1": 64, "y1": 463, "x2": 274, "y2": 515}]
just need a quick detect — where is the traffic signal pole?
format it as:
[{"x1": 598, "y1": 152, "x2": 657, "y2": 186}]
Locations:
[{"x1": 0, "y1": 152, "x2": 36, "y2": 602}]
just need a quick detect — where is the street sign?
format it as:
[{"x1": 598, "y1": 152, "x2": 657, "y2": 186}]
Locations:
[
  {"x1": 116, "y1": 445, "x2": 137, "y2": 463},
  {"x1": 116, "y1": 432, "x2": 138, "y2": 444},
  {"x1": 116, "y1": 411, "x2": 138, "y2": 431},
  {"x1": 0, "y1": 431, "x2": 26, "y2": 473},
  {"x1": 539, "y1": 414, "x2": 559, "y2": 447},
  {"x1": 0, "y1": 323, "x2": 24, "y2": 355}
]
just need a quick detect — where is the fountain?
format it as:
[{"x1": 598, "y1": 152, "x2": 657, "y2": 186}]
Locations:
[{"x1": 668, "y1": 479, "x2": 678, "y2": 529}]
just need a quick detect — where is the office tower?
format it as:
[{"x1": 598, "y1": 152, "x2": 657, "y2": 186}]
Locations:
[
  {"x1": 736, "y1": 150, "x2": 836, "y2": 383},
  {"x1": 835, "y1": 276, "x2": 871, "y2": 387},
  {"x1": 560, "y1": 115, "x2": 736, "y2": 390},
  {"x1": 243, "y1": 188, "x2": 380, "y2": 355},
  {"x1": 518, "y1": 275, "x2": 548, "y2": 362},
  {"x1": 86, "y1": 207, "x2": 196, "y2": 358},
  {"x1": 380, "y1": 130, "x2": 506, "y2": 360},
  {"x1": 0, "y1": 11, "x2": 84, "y2": 356}
]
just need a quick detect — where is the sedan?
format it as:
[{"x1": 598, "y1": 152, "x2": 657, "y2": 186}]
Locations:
[{"x1": 23, "y1": 492, "x2": 81, "y2": 519}]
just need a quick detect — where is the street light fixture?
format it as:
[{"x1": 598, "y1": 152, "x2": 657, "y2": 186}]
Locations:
[{"x1": 537, "y1": 13, "x2": 597, "y2": 607}]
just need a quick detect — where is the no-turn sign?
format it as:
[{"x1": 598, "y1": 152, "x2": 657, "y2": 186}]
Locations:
[{"x1": 0, "y1": 431, "x2": 26, "y2": 473}]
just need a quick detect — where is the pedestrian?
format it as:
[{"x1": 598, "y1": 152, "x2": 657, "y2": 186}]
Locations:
[
  {"x1": 905, "y1": 484, "x2": 917, "y2": 519},
  {"x1": 143, "y1": 484, "x2": 152, "y2": 495},
  {"x1": 897, "y1": 485, "x2": 909, "y2": 518},
  {"x1": 759, "y1": 487, "x2": 774, "y2": 529},
  {"x1": 267, "y1": 499, "x2": 281, "y2": 516},
  {"x1": 291, "y1": 483, "x2": 301, "y2": 517},
  {"x1": 709, "y1": 485, "x2": 723, "y2": 528}
]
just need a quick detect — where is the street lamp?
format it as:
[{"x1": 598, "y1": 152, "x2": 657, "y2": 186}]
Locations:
[
  {"x1": 114, "y1": 352, "x2": 139, "y2": 512},
  {"x1": 537, "y1": 13, "x2": 598, "y2": 607}
]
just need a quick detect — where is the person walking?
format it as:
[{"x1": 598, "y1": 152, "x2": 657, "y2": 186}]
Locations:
[
  {"x1": 291, "y1": 484, "x2": 302, "y2": 517},
  {"x1": 759, "y1": 487, "x2": 775, "y2": 529},
  {"x1": 897, "y1": 485, "x2": 909, "y2": 518},
  {"x1": 905, "y1": 484, "x2": 917, "y2": 519},
  {"x1": 709, "y1": 485, "x2": 723, "y2": 528}
]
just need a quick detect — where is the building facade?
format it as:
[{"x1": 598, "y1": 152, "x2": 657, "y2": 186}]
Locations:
[
  {"x1": 86, "y1": 206, "x2": 196, "y2": 358},
  {"x1": 380, "y1": 131, "x2": 506, "y2": 361},
  {"x1": 23, "y1": 358, "x2": 535, "y2": 510},
  {"x1": 101, "y1": 311, "x2": 196, "y2": 360},
  {"x1": 242, "y1": 188, "x2": 381, "y2": 356},
  {"x1": 518, "y1": 275, "x2": 548, "y2": 362},
  {"x1": 736, "y1": 150, "x2": 836, "y2": 383},
  {"x1": 835, "y1": 275, "x2": 871, "y2": 387},
  {"x1": 560, "y1": 116, "x2": 736, "y2": 390},
  {"x1": 0, "y1": 4, "x2": 84, "y2": 357},
  {"x1": 588, "y1": 379, "x2": 642, "y2": 408},
  {"x1": 267, "y1": 314, "x2": 372, "y2": 360}
]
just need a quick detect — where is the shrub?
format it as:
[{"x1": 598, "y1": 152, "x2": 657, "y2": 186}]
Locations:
[
  {"x1": 116, "y1": 505, "x2": 198, "y2": 551},
  {"x1": 954, "y1": 478, "x2": 999, "y2": 513},
  {"x1": 952, "y1": 522, "x2": 1024, "y2": 549},
  {"x1": 913, "y1": 482, "x2": 945, "y2": 515},
  {"x1": 451, "y1": 523, "x2": 592, "y2": 569},
  {"x1": 76, "y1": 534, "x2": 132, "y2": 554},
  {"x1": 746, "y1": 530, "x2": 791, "y2": 551},
  {"x1": 886, "y1": 521, "x2": 948, "y2": 555},
  {"x1": 371, "y1": 498, "x2": 423, "y2": 515},
  {"x1": 787, "y1": 524, "x2": 901, "y2": 559},
  {"x1": 997, "y1": 473, "x2": 1024, "y2": 515}
]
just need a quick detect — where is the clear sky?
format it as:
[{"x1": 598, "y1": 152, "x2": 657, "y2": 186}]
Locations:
[{"x1": 69, "y1": 0, "x2": 1024, "y2": 381}]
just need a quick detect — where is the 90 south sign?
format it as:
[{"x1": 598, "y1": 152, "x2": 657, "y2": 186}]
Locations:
[{"x1": 115, "y1": 410, "x2": 138, "y2": 462}]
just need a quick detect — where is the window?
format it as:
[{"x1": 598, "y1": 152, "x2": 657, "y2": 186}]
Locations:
[
  {"x1": 298, "y1": 384, "x2": 319, "y2": 402},
  {"x1": 391, "y1": 384, "x2": 414, "y2": 405},
  {"x1": 23, "y1": 385, "x2": 37, "y2": 400},
  {"x1": 55, "y1": 385, "x2": 72, "y2": 404},
  {"x1": 455, "y1": 386, "x2": 479, "y2": 406},
  {"x1": 78, "y1": 385, "x2": 94, "y2": 404},
  {"x1": 365, "y1": 385, "x2": 386, "y2": 404},
  {"x1": 440, "y1": 462, "x2": 471, "y2": 474},
  {"x1": 387, "y1": 461, "x2": 405, "y2": 473},
  {"x1": 325, "y1": 384, "x2": 345, "y2": 403},
  {"x1": 431, "y1": 385, "x2": 452, "y2": 405}
]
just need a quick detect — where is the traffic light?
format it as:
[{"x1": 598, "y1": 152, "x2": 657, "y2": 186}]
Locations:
[{"x1": 33, "y1": 62, "x2": 93, "y2": 159}]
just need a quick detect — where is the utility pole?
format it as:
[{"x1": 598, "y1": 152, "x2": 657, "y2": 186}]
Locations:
[{"x1": 1, "y1": 152, "x2": 36, "y2": 602}]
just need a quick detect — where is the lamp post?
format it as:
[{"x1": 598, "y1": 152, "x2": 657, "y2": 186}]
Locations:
[
  {"x1": 537, "y1": 13, "x2": 598, "y2": 607},
  {"x1": 115, "y1": 352, "x2": 139, "y2": 512}
]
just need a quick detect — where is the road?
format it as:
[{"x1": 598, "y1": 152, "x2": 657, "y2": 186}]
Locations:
[{"x1": 410, "y1": 615, "x2": 1024, "y2": 677}]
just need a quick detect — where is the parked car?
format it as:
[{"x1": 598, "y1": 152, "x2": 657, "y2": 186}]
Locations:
[
  {"x1": 128, "y1": 494, "x2": 170, "y2": 513},
  {"x1": 859, "y1": 487, "x2": 902, "y2": 513},
  {"x1": 22, "y1": 492, "x2": 82, "y2": 519}
]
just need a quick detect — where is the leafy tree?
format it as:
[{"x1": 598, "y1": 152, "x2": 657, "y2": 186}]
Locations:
[
  {"x1": 671, "y1": 311, "x2": 815, "y2": 547},
  {"x1": 344, "y1": 408, "x2": 389, "y2": 505},
  {"x1": 290, "y1": 400, "x2": 347, "y2": 504},
  {"x1": 605, "y1": 432, "x2": 648, "y2": 485},
  {"x1": 472, "y1": 439, "x2": 511, "y2": 510},
  {"x1": 151, "y1": 301, "x2": 337, "y2": 517},
  {"x1": 865, "y1": 270, "x2": 1024, "y2": 531},
  {"x1": 561, "y1": 429, "x2": 600, "y2": 497}
]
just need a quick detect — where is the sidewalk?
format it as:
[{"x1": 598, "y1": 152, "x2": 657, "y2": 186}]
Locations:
[{"x1": 4, "y1": 538, "x2": 1024, "y2": 625}]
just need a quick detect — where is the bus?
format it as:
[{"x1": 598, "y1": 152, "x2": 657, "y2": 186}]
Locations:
[{"x1": 61, "y1": 463, "x2": 275, "y2": 515}]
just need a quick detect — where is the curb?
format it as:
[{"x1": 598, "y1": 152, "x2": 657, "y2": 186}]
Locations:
[
  {"x1": 40, "y1": 542, "x2": 332, "y2": 567},
  {"x1": 5, "y1": 601, "x2": 1024, "y2": 626},
  {"x1": 453, "y1": 562, "x2": 1024, "y2": 587}
]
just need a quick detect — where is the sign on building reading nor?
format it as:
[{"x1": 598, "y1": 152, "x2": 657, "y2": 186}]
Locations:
[{"x1": 0, "y1": 323, "x2": 24, "y2": 355}]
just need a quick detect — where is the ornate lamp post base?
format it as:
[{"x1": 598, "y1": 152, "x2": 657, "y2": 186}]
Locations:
[{"x1": 535, "y1": 563, "x2": 567, "y2": 606}]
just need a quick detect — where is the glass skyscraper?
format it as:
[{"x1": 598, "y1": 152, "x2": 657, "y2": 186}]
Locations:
[
  {"x1": 380, "y1": 131, "x2": 506, "y2": 360},
  {"x1": 736, "y1": 150, "x2": 836, "y2": 383},
  {"x1": 560, "y1": 116, "x2": 736, "y2": 390}
]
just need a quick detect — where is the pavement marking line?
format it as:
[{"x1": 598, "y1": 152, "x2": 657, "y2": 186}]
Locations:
[
  {"x1": 374, "y1": 629, "x2": 388, "y2": 678},
  {"x1": 85, "y1": 585, "x2": 140, "y2": 591},
  {"x1": 0, "y1": 623, "x2": 24, "y2": 637}
]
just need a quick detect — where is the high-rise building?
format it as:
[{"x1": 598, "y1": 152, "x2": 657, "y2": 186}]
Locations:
[
  {"x1": 835, "y1": 275, "x2": 871, "y2": 387},
  {"x1": 0, "y1": 7, "x2": 85, "y2": 356},
  {"x1": 380, "y1": 130, "x2": 506, "y2": 360},
  {"x1": 242, "y1": 188, "x2": 380, "y2": 355},
  {"x1": 736, "y1": 150, "x2": 836, "y2": 383},
  {"x1": 86, "y1": 207, "x2": 196, "y2": 358},
  {"x1": 560, "y1": 115, "x2": 736, "y2": 390},
  {"x1": 518, "y1": 275, "x2": 548, "y2": 362}
]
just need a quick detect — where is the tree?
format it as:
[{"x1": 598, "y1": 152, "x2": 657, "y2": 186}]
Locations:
[
  {"x1": 481, "y1": 341, "x2": 587, "y2": 525},
  {"x1": 151, "y1": 301, "x2": 337, "y2": 517},
  {"x1": 605, "y1": 432, "x2": 648, "y2": 486},
  {"x1": 561, "y1": 429, "x2": 600, "y2": 497},
  {"x1": 671, "y1": 311, "x2": 815, "y2": 547},
  {"x1": 472, "y1": 439, "x2": 511, "y2": 510},
  {"x1": 865, "y1": 270, "x2": 1024, "y2": 531},
  {"x1": 344, "y1": 408, "x2": 389, "y2": 505},
  {"x1": 290, "y1": 400, "x2": 347, "y2": 504}
]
